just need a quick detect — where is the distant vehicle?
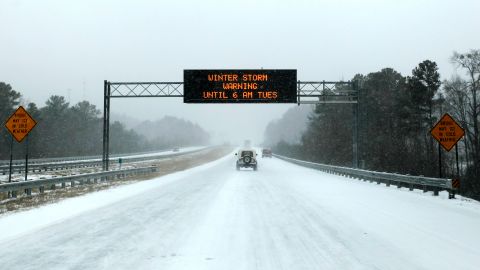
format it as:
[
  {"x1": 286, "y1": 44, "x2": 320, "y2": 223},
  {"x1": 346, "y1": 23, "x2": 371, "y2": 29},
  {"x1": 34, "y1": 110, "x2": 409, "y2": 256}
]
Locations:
[
  {"x1": 172, "y1": 147, "x2": 180, "y2": 152},
  {"x1": 262, "y1": 148, "x2": 272, "y2": 158},
  {"x1": 235, "y1": 149, "x2": 258, "y2": 171}
]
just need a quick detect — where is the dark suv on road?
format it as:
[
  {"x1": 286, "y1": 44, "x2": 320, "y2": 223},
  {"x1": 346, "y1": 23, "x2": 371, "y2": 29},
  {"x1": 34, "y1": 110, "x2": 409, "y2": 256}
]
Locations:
[{"x1": 262, "y1": 148, "x2": 272, "y2": 158}]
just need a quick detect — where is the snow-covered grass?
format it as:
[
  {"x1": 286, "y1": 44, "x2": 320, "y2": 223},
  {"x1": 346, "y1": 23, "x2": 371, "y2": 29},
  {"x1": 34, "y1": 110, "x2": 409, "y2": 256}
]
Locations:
[
  {"x1": 0, "y1": 146, "x2": 208, "y2": 183},
  {"x1": 0, "y1": 152, "x2": 232, "y2": 243}
]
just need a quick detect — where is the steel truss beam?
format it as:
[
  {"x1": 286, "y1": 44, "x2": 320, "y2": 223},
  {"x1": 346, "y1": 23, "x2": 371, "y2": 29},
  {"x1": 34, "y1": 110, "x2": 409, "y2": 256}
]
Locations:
[
  {"x1": 103, "y1": 80, "x2": 359, "y2": 170},
  {"x1": 109, "y1": 82, "x2": 183, "y2": 97},
  {"x1": 107, "y1": 81, "x2": 358, "y2": 102},
  {"x1": 297, "y1": 81, "x2": 357, "y2": 104}
]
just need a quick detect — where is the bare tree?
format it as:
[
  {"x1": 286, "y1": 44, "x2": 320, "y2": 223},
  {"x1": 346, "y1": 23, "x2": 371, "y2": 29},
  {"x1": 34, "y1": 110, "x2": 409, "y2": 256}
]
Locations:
[
  {"x1": 451, "y1": 50, "x2": 480, "y2": 174},
  {"x1": 443, "y1": 77, "x2": 470, "y2": 168}
]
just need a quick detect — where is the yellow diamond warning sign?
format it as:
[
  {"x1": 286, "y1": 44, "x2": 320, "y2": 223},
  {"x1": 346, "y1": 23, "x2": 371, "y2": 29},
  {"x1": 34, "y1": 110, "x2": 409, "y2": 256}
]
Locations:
[
  {"x1": 4, "y1": 106, "x2": 37, "y2": 143},
  {"x1": 430, "y1": 113, "x2": 465, "y2": 151}
]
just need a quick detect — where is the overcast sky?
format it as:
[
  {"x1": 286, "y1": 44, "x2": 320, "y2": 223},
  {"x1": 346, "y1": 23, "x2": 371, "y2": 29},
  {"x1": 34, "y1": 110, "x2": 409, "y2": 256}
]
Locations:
[{"x1": 1, "y1": 0, "x2": 479, "y2": 145}]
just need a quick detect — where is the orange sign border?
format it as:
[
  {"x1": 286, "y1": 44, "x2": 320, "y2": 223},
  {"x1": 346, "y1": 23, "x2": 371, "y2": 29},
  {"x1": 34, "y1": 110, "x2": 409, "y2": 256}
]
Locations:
[
  {"x1": 4, "y1": 106, "x2": 37, "y2": 143},
  {"x1": 430, "y1": 113, "x2": 465, "y2": 151}
]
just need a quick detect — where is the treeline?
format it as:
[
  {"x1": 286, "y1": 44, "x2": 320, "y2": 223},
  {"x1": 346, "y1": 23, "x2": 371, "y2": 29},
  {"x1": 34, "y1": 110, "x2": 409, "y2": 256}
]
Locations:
[
  {"x1": 267, "y1": 49, "x2": 480, "y2": 200},
  {"x1": 0, "y1": 83, "x2": 210, "y2": 159},
  {"x1": 264, "y1": 105, "x2": 313, "y2": 146},
  {"x1": 134, "y1": 116, "x2": 210, "y2": 149}
]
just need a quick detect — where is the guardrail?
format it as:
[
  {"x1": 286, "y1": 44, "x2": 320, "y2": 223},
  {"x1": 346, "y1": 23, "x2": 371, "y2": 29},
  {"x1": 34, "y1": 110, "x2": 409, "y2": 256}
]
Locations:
[
  {"x1": 0, "y1": 154, "x2": 103, "y2": 166},
  {"x1": 274, "y1": 154, "x2": 457, "y2": 199},
  {"x1": 0, "y1": 147, "x2": 208, "y2": 166},
  {"x1": 0, "y1": 147, "x2": 208, "y2": 175},
  {"x1": 0, "y1": 165, "x2": 158, "y2": 199}
]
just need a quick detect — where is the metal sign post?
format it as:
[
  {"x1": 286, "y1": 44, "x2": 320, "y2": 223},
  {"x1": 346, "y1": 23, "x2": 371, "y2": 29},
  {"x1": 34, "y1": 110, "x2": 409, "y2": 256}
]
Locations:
[
  {"x1": 455, "y1": 144, "x2": 459, "y2": 177},
  {"x1": 25, "y1": 135, "x2": 29, "y2": 182},
  {"x1": 8, "y1": 136, "x2": 13, "y2": 183},
  {"x1": 438, "y1": 142, "x2": 442, "y2": 178}
]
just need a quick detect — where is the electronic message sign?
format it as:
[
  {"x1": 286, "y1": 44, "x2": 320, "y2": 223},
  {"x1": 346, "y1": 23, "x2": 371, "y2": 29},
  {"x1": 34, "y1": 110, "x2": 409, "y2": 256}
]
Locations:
[{"x1": 184, "y1": 69, "x2": 297, "y2": 103}]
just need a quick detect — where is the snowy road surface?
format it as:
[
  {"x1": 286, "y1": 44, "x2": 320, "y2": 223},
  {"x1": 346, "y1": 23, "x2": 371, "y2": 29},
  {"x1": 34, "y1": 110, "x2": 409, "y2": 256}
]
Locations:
[{"x1": 0, "y1": 153, "x2": 479, "y2": 270}]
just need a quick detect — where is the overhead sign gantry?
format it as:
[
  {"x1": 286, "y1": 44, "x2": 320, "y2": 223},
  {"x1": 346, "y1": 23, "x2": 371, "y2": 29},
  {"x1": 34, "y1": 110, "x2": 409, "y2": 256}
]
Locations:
[{"x1": 103, "y1": 70, "x2": 359, "y2": 170}]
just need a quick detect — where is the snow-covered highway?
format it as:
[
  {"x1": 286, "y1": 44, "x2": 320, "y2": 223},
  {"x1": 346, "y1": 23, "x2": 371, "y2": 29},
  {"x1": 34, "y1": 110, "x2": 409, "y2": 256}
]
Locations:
[{"x1": 0, "y1": 152, "x2": 479, "y2": 270}]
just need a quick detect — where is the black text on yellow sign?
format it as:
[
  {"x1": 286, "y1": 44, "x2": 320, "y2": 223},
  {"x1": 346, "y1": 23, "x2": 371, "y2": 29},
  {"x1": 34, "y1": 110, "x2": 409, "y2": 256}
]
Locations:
[
  {"x1": 4, "y1": 106, "x2": 37, "y2": 143},
  {"x1": 430, "y1": 113, "x2": 465, "y2": 151},
  {"x1": 183, "y1": 69, "x2": 297, "y2": 103}
]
